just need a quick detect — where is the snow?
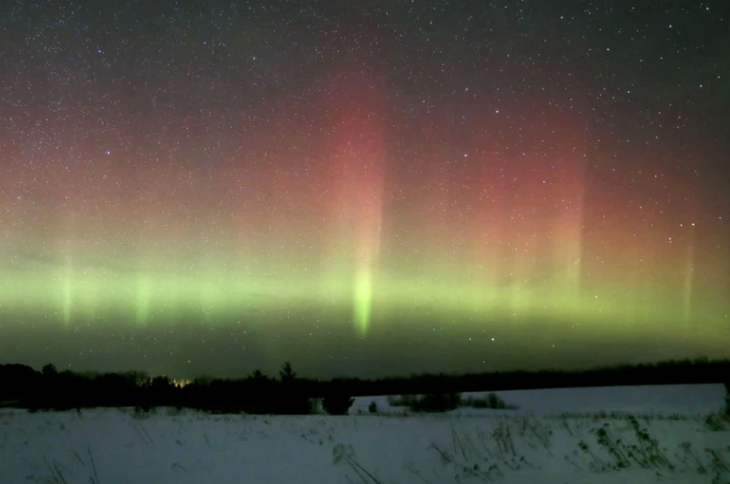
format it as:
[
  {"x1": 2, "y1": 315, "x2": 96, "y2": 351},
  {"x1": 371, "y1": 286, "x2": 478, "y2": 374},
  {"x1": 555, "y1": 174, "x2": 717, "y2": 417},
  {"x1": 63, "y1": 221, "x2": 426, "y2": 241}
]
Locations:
[
  {"x1": 0, "y1": 384, "x2": 728, "y2": 484},
  {"x1": 351, "y1": 383, "x2": 728, "y2": 416}
]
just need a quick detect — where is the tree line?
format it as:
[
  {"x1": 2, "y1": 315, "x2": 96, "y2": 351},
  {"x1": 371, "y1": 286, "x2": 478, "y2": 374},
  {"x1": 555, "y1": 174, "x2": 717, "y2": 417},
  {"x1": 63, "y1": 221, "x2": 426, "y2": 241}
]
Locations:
[{"x1": 0, "y1": 358, "x2": 728, "y2": 415}]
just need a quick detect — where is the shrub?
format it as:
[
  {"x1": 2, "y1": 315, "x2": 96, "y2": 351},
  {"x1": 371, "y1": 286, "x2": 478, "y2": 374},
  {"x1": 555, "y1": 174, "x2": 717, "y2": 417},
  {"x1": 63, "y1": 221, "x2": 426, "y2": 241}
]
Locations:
[
  {"x1": 461, "y1": 392, "x2": 514, "y2": 409},
  {"x1": 387, "y1": 394, "x2": 418, "y2": 407},
  {"x1": 322, "y1": 393, "x2": 355, "y2": 415},
  {"x1": 133, "y1": 406, "x2": 154, "y2": 419},
  {"x1": 724, "y1": 382, "x2": 729, "y2": 416},
  {"x1": 410, "y1": 393, "x2": 461, "y2": 413},
  {"x1": 166, "y1": 406, "x2": 184, "y2": 417},
  {"x1": 487, "y1": 392, "x2": 509, "y2": 409},
  {"x1": 368, "y1": 401, "x2": 378, "y2": 414},
  {"x1": 704, "y1": 413, "x2": 727, "y2": 431}
]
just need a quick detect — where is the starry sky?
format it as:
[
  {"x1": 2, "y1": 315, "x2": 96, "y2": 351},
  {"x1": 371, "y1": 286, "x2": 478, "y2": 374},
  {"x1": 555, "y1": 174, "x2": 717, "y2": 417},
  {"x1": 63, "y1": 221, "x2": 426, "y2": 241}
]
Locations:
[{"x1": 0, "y1": 0, "x2": 728, "y2": 379}]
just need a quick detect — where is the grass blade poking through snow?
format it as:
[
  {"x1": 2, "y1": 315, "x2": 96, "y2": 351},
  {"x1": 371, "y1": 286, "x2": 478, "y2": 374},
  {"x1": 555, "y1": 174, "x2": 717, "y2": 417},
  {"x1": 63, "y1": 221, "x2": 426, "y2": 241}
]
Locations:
[
  {"x1": 88, "y1": 445, "x2": 101, "y2": 484},
  {"x1": 42, "y1": 456, "x2": 70, "y2": 484},
  {"x1": 334, "y1": 443, "x2": 384, "y2": 484}
]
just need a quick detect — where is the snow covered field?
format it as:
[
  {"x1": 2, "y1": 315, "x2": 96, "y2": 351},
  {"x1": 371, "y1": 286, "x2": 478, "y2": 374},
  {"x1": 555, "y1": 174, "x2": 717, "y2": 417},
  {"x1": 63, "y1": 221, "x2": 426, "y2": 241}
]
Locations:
[{"x1": 1, "y1": 384, "x2": 728, "y2": 484}]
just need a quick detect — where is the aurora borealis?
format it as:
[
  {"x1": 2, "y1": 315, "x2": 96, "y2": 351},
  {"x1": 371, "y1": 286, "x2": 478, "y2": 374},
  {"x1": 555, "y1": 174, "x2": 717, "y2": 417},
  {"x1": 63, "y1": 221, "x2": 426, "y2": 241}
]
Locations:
[{"x1": 0, "y1": 1, "x2": 729, "y2": 378}]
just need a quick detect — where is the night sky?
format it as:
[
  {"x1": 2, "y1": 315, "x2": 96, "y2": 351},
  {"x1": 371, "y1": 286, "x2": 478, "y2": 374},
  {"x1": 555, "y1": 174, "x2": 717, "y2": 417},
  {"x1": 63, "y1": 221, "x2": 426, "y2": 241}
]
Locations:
[{"x1": 1, "y1": 0, "x2": 728, "y2": 379}]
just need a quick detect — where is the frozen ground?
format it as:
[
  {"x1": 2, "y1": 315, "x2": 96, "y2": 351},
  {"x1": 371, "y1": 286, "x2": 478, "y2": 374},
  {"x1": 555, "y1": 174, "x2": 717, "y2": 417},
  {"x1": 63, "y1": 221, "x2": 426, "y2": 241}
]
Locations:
[
  {"x1": 0, "y1": 384, "x2": 728, "y2": 484},
  {"x1": 352, "y1": 383, "x2": 727, "y2": 416}
]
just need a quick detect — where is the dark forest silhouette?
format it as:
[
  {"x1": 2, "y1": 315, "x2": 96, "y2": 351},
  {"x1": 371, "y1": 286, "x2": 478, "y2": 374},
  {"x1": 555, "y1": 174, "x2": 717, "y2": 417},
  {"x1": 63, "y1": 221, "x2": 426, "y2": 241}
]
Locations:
[{"x1": 0, "y1": 358, "x2": 728, "y2": 415}]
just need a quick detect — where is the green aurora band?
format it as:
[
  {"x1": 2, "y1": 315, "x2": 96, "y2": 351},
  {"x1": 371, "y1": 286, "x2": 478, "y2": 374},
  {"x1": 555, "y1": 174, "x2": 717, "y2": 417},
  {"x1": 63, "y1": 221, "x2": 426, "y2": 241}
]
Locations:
[{"x1": 0, "y1": 259, "x2": 726, "y2": 335}]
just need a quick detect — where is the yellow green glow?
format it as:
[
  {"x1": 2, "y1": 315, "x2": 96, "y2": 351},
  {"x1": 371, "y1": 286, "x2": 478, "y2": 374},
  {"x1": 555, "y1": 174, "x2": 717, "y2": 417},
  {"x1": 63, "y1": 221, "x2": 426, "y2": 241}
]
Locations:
[
  {"x1": 353, "y1": 267, "x2": 373, "y2": 335},
  {"x1": 682, "y1": 241, "x2": 695, "y2": 325},
  {"x1": 61, "y1": 274, "x2": 73, "y2": 326},
  {"x1": 2, "y1": 261, "x2": 726, "y2": 341},
  {"x1": 135, "y1": 275, "x2": 152, "y2": 326}
]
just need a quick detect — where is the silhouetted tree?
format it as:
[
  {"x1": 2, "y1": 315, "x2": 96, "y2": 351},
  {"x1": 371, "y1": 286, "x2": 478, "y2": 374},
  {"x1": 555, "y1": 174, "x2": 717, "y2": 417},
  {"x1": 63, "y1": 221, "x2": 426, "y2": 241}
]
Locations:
[
  {"x1": 122, "y1": 370, "x2": 150, "y2": 387},
  {"x1": 279, "y1": 362, "x2": 296, "y2": 382},
  {"x1": 146, "y1": 376, "x2": 175, "y2": 405},
  {"x1": 276, "y1": 362, "x2": 311, "y2": 415},
  {"x1": 42, "y1": 364, "x2": 58, "y2": 379},
  {"x1": 0, "y1": 364, "x2": 40, "y2": 401},
  {"x1": 322, "y1": 392, "x2": 355, "y2": 415},
  {"x1": 149, "y1": 376, "x2": 173, "y2": 390}
]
